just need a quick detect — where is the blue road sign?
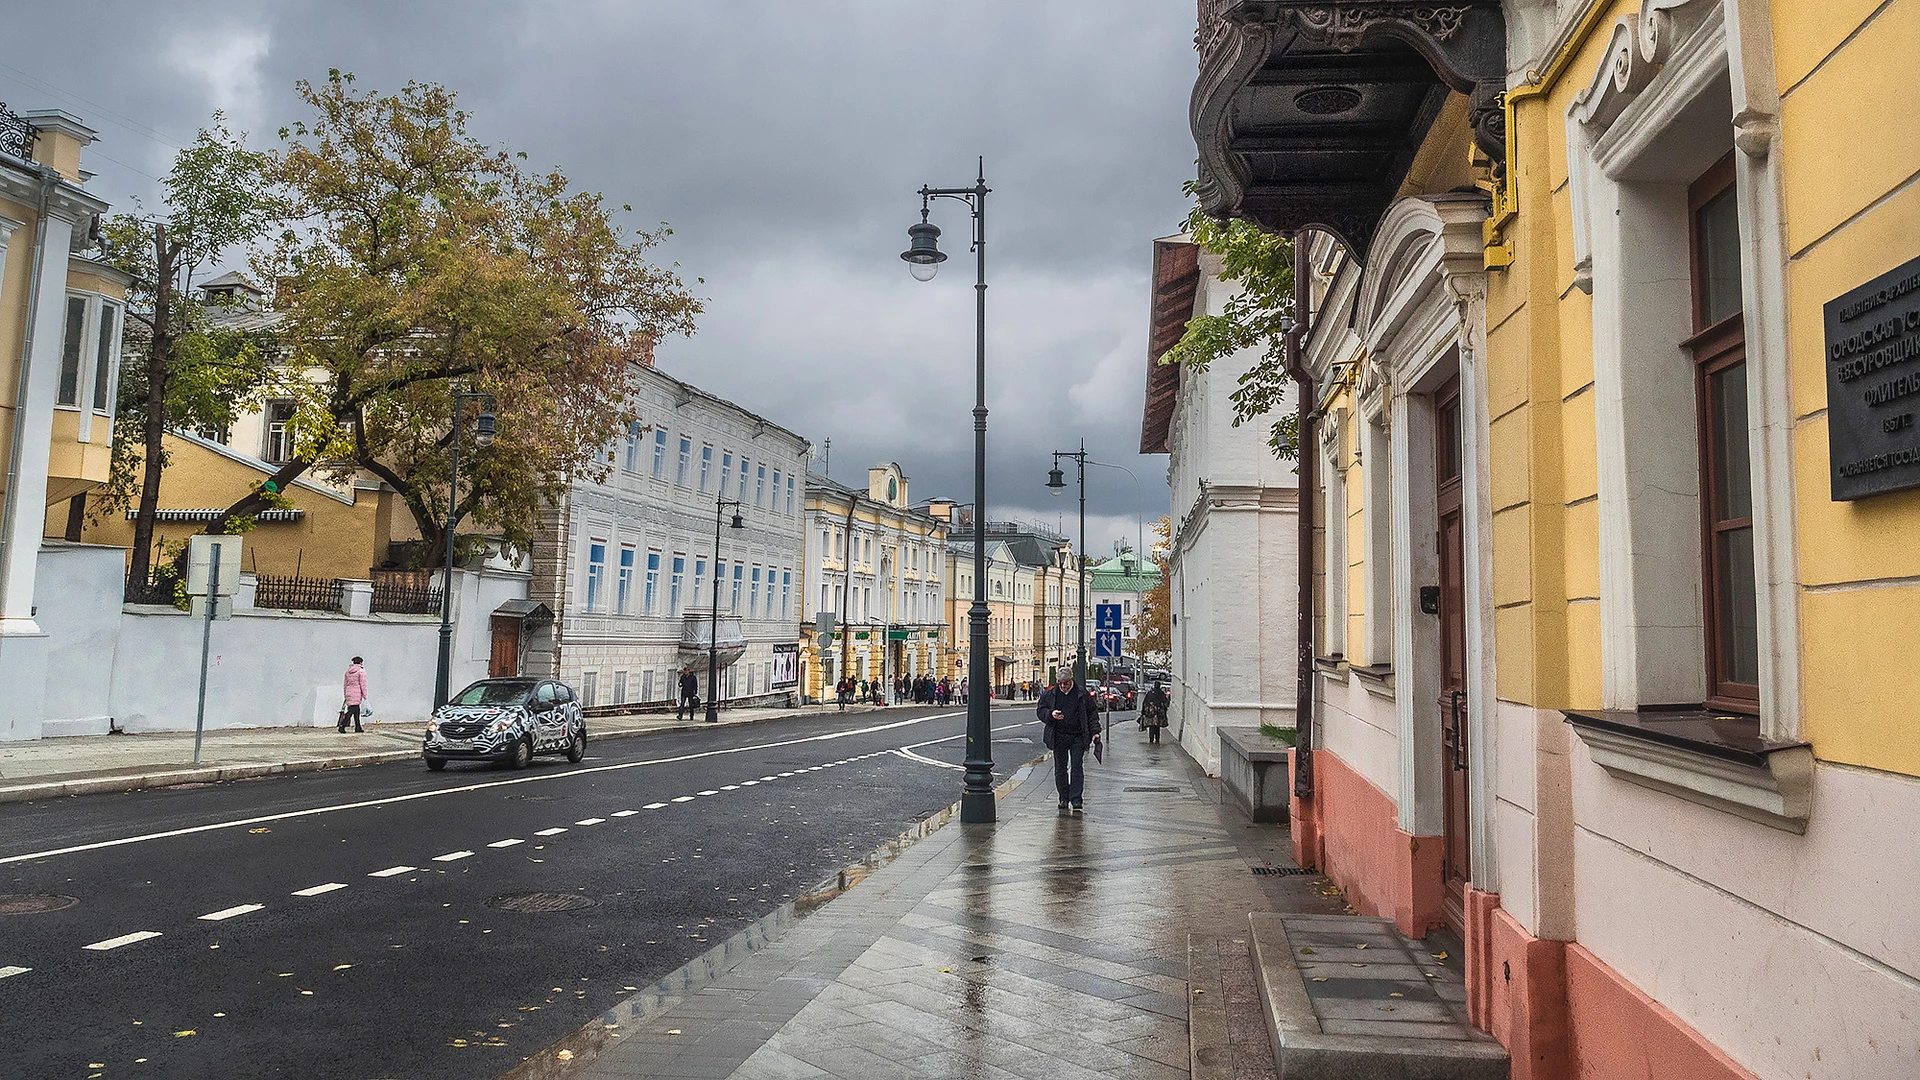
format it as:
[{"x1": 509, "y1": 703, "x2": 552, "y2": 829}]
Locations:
[
  {"x1": 1095, "y1": 603, "x2": 1122, "y2": 631},
  {"x1": 1094, "y1": 630, "x2": 1123, "y2": 659}
]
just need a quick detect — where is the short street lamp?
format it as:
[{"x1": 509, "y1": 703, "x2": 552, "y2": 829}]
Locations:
[
  {"x1": 903, "y1": 158, "x2": 995, "y2": 824},
  {"x1": 707, "y1": 498, "x2": 746, "y2": 723},
  {"x1": 434, "y1": 390, "x2": 497, "y2": 710}
]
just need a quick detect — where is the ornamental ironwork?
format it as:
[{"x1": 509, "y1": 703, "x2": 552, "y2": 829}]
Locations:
[{"x1": 0, "y1": 103, "x2": 33, "y2": 160}]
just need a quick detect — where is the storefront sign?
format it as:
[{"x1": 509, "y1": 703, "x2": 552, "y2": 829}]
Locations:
[{"x1": 1827, "y1": 254, "x2": 1920, "y2": 499}]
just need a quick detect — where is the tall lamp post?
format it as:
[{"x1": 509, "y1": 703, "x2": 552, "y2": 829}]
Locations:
[
  {"x1": 706, "y1": 497, "x2": 746, "y2": 723},
  {"x1": 434, "y1": 390, "x2": 497, "y2": 710},
  {"x1": 902, "y1": 158, "x2": 995, "y2": 824},
  {"x1": 1045, "y1": 440, "x2": 1089, "y2": 687}
]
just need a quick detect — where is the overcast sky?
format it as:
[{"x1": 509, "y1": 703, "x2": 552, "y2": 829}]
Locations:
[{"x1": 13, "y1": 1, "x2": 1199, "y2": 558}]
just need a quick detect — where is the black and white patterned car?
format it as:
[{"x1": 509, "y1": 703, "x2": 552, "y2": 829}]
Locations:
[{"x1": 423, "y1": 678, "x2": 586, "y2": 771}]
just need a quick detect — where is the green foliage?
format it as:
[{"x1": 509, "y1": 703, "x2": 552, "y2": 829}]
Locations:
[
  {"x1": 1160, "y1": 195, "x2": 1299, "y2": 460},
  {"x1": 1260, "y1": 723, "x2": 1298, "y2": 746}
]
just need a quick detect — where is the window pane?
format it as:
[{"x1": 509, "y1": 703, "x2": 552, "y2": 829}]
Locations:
[
  {"x1": 1438, "y1": 396, "x2": 1461, "y2": 482},
  {"x1": 93, "y1": 302, "x2": 117, "y2": 411},
  {"x1": 1717, "y1": 525, "x2": 1759, "y2": 686},
  {"x1": 1710, "y1": 362, "x2": 1751, "y2": 521},
  {"x1": 1696, "y1": 187, "x2": 1743, "y2": 327},
  {"x1": 59, "y1": 296, "x2": 86, "y2": 406}
]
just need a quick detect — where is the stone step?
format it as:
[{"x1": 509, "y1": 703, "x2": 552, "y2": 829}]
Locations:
[{"x1": 1248, "y1": 912, "x2": 1509, "y2": 1079}]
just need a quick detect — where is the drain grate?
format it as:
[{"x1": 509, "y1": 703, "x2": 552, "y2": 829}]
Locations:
[
  {"x1": 485, "y1": 891, "x2": 597, "y2": 913},
  {"x1": 0, "y1": 894, "x2": 79, "y2": 915},
  {"x1": 1251, "y1": 866, "x2": 1314, "y2": 877},
  {"x1": 1123, "y1": 786, "x2": 1181, "y2": 792}
]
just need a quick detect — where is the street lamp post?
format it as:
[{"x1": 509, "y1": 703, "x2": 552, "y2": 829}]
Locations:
[
  {"x1": 706, "y1": 498, "x2": 746, "y2": 723},
  {"x1": 1046, "y1": 440, "x2": 1089, "y2": 688},
  {"x1": 434, "y1": 390, "x2": 497, "y2": 710},
  {"x1": 902, "y1": 158, "x2": 995, "y2": 824}
]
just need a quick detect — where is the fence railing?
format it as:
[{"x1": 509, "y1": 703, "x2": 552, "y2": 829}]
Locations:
[
  {"x1": 125, "y1": 571, "x2": 182, "y2": 607},
  {"x1": 253, "y1": 574, "x2": 344, "y2": 612},
  {"x1": 371, "y1": 570, "x2": 442, "y2": 615}
]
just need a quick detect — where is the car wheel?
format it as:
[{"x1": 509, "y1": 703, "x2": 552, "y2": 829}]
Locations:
[
  {"x1": 566, "y1": 727, "x2": 585, "y2": 763},
  {"x1": 508, "y1": 736, "x2": 533, "y2": 770},
  {"x1": 424, "y1": 755, "x2": 447, "y2": 771}
]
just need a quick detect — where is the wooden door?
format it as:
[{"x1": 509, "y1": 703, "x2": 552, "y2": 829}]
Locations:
[
  {"x1": 1435, "y1": 378, "x2": 1471, "y2": 936},
  {"x1": 489, "y1": 615, "x2": 521, "y2": 678}
]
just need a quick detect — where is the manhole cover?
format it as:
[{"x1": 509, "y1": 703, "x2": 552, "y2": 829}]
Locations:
[
  {"x1": 485, "y1": 891, "x2": 597, "y2": 913},
  {"x1": 0, "y1": 893, "x2": 78, "y2": 915},
  {"x1": 1251, "y1": 866, "x2": 1314, "y2": 877},
  {"x1": 1123, "y1": 786, "x2": 1180, "y2": 792}
]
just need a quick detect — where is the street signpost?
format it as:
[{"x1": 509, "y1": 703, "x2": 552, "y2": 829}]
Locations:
[
  {"x1": 186, "y1": 535, "x2": 243, "y2": 764},
  {"x1": 1094, "y1": 630, "x2": 1123, "y2": 659},
  {"x1": 1095, "y1": 603, "x2": 1122, "y2": 631}
]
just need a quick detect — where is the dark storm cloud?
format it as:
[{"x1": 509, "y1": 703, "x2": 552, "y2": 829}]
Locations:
[{"x1": 11, "y1": 0, "x2": 1200, "y2": 551}]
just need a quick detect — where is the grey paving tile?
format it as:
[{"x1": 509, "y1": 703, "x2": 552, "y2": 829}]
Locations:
[{"x1": 1317, "y1": 1018, "x2": 1478, "y2": 1040}]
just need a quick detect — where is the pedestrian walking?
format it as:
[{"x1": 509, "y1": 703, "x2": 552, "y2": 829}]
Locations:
[
  {"x1": 1037, "y1": 671, "x2": 1100, "y2": 812},
  {"x1": 1141, "y1": 680, "x2": 1170, "y2": 745},
  {"x1": 677, "y1": 666, "x2": 700, "y2": 721},
  {"x1": 339, "y1": 656, "x2": 369, "y2": 733}
]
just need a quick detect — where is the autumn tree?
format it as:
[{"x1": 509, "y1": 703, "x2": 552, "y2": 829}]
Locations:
[
  {"x1": 95, "y1": 118, "x2": 282, "y2": 593},
  {"x1": 216, "y1": 72, "x2": 700, "y2": 563},
  {"x1": 1134, "y1": 515, "x2": 1173, "y2": 663},
  {"x1": 1159, "y1": 199, "x2": 1298, "y2": 460}
]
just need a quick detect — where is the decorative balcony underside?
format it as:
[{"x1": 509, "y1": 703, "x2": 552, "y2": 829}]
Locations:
[{"x1": 1192, "y1": 0, "x2": 1506, "y2": 256}]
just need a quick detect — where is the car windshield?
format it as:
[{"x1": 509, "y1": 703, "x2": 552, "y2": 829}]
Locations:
[{"x1": 450, "y1": 681, "x2": 535, "y2": 706}]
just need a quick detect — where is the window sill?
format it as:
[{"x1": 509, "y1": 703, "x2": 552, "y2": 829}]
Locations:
[
  {"x1": 1564, "y1": 709, "x2": 1811, "y2": 833},
  {"x1": 1351, "y1": 663, "x2": 1395, "y2": 699},
  {"x1": 1312, "y1": 655, "x2": 1348, "y2": 682}
]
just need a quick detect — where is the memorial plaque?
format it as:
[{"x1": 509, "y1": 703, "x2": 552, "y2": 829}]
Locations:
[{"x1": 1826, "y1": 254, "x2": 1920, "y2": 500}]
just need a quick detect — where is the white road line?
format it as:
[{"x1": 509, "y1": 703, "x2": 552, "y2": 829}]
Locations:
[
  {"x1": 432, "y1": 851, "x2": 474, "y2": 862},
  {"x1": 574, "y1": 818, "x2": 606, "y2": 826},
  {"x1": 759, "y1": 775, "x2": 777, "y2": 781},
  {"x1": 0, "y1": 708, "x2": 1024, "y2": 867},
  {"x1": 0, "y1": 966, "x2": 28, "y2": 979},
  {"x1": 671, "y1": 796, "x2": 695, "y2": 803},
  {"x1": 368, "y1": 866, "x2": 415, "y2": 878},
  {"x1": 778, "y1": 772, "x2": 794, "y2": 777},
  {"x1": 199, "y1": 904, "x2": 265, "y2": 922},
  {"x1": 292, "y1": 883, "x2": 348, "y2": 897},
  {"x1": 892, "y1": 747, "x2": 965, "y2": 771},
  {"x1": 740, "y1": 780, "x2": 758, "y2": 786},
  {"x1": 719, "y1": 785, "x2": 739, "y2": 791},
  {"x1": 611, "y1": 810, "x2": 639, "y2": 817},
  {"x1": 534, "y1": 828, "x2": 567, "y2": 837},
  {"x1": 643, "y1": 802, "x2": 669, "y2": 809},
  {"x1": 487, "y1": 839, "x2": 524, "y2": 849},
  {"x1": 84, "y1": 931, "x2": 161, "y2": 951},
  {"x1": 696, "y1": 790, "x2": 719, "y2": 796}
]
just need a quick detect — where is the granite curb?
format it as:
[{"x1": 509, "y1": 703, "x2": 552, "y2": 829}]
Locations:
[{"x1": 0, "y1": 704, "x2": 918, "y2": 806}]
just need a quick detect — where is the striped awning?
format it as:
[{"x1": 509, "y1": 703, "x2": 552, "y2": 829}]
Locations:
[{"x1": 126, "y1": 508, "x2": 304, "y2": 522}]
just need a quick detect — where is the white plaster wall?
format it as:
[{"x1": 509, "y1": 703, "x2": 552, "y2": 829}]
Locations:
[
  {"x1": 37, "y1": 543, "x2": 126, "y2": 735},
  {"x1": 1315, "y1": 672, "x2": 1400, "y2": 801},
  {"x1": 1570, "y1": 745, "x2": 1920, "y2": 1078}
]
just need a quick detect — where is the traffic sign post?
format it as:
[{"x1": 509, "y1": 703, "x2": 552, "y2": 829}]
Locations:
[
  {"x1": 188, "y1": 535, "x2": 242, "y2": 765},
  {"x1": 1095, "y1": 603, "x2": 1122, "y2": 631},
  {"x1": 1094, "y1": 630, "x2": 1123, "y2": 659}
]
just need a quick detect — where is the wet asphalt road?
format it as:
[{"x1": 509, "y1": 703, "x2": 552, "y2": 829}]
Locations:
[{"x1": 0, "y1": 704, "x2": 1045, "y2": 1080}]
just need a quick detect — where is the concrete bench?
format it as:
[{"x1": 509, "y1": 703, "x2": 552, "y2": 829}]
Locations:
[{"x1": 1219, "y1": 727, "x2": 1293, "y2": 823}]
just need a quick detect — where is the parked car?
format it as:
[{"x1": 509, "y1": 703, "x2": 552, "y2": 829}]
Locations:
[
  {"x1": 1091, "y1": 682, "x2": 1134, "y2": 712},
  {"x1": 423, "y1": 677, "x2": 586, "y2": 770}
]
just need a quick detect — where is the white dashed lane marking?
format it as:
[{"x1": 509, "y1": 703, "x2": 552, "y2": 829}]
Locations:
[
  {"x1": 198, "y1": 904, "x2": 264, "y2": 922},
  {"x1": 719, "y1": 786, "x2": 739, "y2": 791},
  {"x1": 291, "y1": 883, "x2": 348, "y2": 897},
  {"x1": 643, "y1": 802, "x2": 669, "y2": 809},
  {"x1": 759, "y1": 775, "x2": 777, "y2": 781},
  {"x1": 368, "y1": 866, "x2": 415, "y2": 878},
  {"x1": 671, "y1": 796, "x2": 695, "y2": 803},
  {"x1": 487, "y1": 839, "x2": 524, "y2": 849},
  {"x1": 534, "y1": 828, "x2": 567, "y2": 837},
  {"x1": 0, "y1": 966, "x2": 31, "y2": 979},
  {"x1": 84, "y1": 931, "x2": 161, "y2": 951},
  {"x1": 432, "y1": 851, "x2": 473, "y2": 862},
  {"x1": 574, "y1": 818, "x2": 606, "y2": 826},
  {"x1": 611, "y1": 810, "x2": 639, "y2": 817},
  {"x1": 696, "y1": 790, "x2": 719, "y2": 796}
]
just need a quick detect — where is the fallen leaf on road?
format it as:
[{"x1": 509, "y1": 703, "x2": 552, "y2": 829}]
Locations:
[
  {"x1": 1389, "y1": 992, "x2": 1405, "y2": 998},
  {"x1": 1432, "y1": 951, "x2": 1449, "y2": 960},
  {"x1": 249, "y1": 827, "x2": 270, "y2": 834},
  {"x1": 334, "y1": 964, "x2": 352, "y2": 971},
  {"x1": 1298, "y1": 947, "x2": 1316, "y2": 954},
  {"x1": 1355, "y1": 943, "x2": 1368, "y2": 949},
  {"x1": 557, "y1": 1050, "x2": 574, "y2": 1061},
  {"x1": 666, "y1": 1029, "x2": 681, "y2": 1036},
  {"x1": 300, "y1": 990, "x2": 314, "y2": 996},
  {"x1": 278, "y1": 973, "x2": 293, "y2": 977},
  {"x1": 1312, "y1": 977, "x2": 1328, "y2": 982},
  {"x1": 174, "y1": 1030, "x2": 196, "y2": 1038},
  {"x1": 213, "y1": 1012, "x2": 225, "y2": 1017}
]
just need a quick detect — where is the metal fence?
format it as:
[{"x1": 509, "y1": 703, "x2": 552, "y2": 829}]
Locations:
[
  {"x1": 253, "y1": 574, "x2": 344, "y2": 612},
  {"x1": 125, "y1": 571, "x2": 182, "y2": 607},
  {"x1": 371, "y1": 570, "x2": 442, "y2": 615}
]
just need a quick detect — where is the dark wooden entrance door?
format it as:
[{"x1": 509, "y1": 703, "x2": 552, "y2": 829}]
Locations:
[
  {"x1": 1435, "y1": 378, "x2": 1471, "y2": 936},
  {"x1": 489, "y1": 615, "x2": 521, "y2": 678}
]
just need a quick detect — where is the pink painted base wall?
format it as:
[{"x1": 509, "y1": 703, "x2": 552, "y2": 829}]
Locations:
[
  {"x1": 1290, "y1": 748, "x2": 1444, "y2": 936},
  {"x1": 1565, "y1": 944, "x2": 1761, "y2": 1080},
  {"x1": 1465, "y1": 888, "x2": 1569, "y2": 1080}
]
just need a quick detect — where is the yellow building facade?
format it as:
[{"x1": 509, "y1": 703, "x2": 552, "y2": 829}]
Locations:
[{"x1": 1187, "y1": 0, "x2": 1919, "y2": 1075}]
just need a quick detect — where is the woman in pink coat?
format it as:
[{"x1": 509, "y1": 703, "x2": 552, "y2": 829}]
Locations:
[{"x1": 339, "y1": 656, "x2": 369, "y2": 733}]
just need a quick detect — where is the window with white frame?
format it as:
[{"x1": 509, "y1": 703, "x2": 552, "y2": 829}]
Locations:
[
  {"x1": 617, "y1": 546, "x2": 635, "y2": 613},
  {"x1": 586, "y1": 541, "x2": 608, "y2": 612},
  {"x1": 737, "y1": 457, "x2": 751, "y2": 501},
  {"x1": 625, "y1": 423, "x2": 642, "y2": 472},
  {"x1": 670, "y1": 554, "x2": 687, "y2": 615},
  {"x1": 721, "y1": 450, "x2": 733, "y2": 494},
  {"x1": 581, "y1": 671, "x2": 598, "y2": 707},
  {"x1": 652, "y1": 429, "x2": 668, "y2": 479},
  {"x1": 700, "y1": 445, "x2": 713, "y2": 491},
  {"x1": 731, "y1": 563, "x2": 744, "y2": 613},
  {"x1": 57, "y1": 296, "x2": 86, "y2": 406},
  {"x1": 677, "y1": 436, "x2": 692, "y2": 487},
  {"x1": 771, "y1": 468, "x2": 782, "y2": 508},
  {"x1": 645, "y1": 550, "x2": 661, "y2": 613},
  {"x1": 91, "y1": 300, "x2": 119, "y2": 413},
  {"x1": 694, "y1": 556, "x2": 707, "y2": 605},
  {"x1": 755, "y1": 464, "x2": 766, "y2": 506},
  {"x1": 785, "y1": 476, "x2": 795, "y2": 514},
  {"x1": 750, "y1": 566, "x2": 762, "y2": 617},
  {"x1": 263, "y1": 401, "x2": 297, "y2": 464},
  {"x1": 782, "y1": 570, "x2": 792, "y2": 619}
]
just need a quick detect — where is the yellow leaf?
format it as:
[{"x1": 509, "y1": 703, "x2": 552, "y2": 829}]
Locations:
[
  {"x1": 1298, "y1": 946, "x2": 1315, "y2": 954},
  {"x1": 1432, "y1": 950, "x2": 1449, "y2": 960},
  {"x1": 300, "y1": 990, "x2": 313, "y2": 996},
  {"x1": 666, "y1": 1028, "x2": 682, "y2": 1036},
  {"x1": 1389, "y1": 992, "x2": 1404, "y2": 998},
  {"x1": 1354, "y1": 943, "x2": 1368, "y2": 950},
  {"x1": 174, "y1": 1030, "x2": 196, "y2": 1038},
  {"x1": 249, "y1": 827, "x2": 271, "y2": 833},
  {"x1": 1311, "y1": 977, "x2": 1327, "y2": 982},
  {"x1": 557, "y1": 1050, "x2": 574, "y2": 1061}
]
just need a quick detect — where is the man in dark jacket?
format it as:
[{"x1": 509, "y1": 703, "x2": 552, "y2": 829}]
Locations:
[
  {"x1": 1037, "y1": 671, "x2": 1100, "y2": 812},
  {"x1": 678, "y1": 667, "x2": 700, "y2": 721}
]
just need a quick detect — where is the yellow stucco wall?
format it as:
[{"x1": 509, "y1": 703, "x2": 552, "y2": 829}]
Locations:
[{"x1": 1775, "y1": 0, "x2": 1920, "y2": 775}]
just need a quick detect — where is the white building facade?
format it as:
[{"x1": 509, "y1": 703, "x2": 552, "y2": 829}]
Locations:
[
  {"x1": 530, "y1": 364, "x2": 809, "y2": 710},
  {"x1": 1141, "y1": 237, "x2": 1300, "y2": 774}
]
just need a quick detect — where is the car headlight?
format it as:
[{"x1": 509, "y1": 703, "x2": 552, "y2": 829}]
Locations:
[{"x1": 488, "y1": 718, "x2": 513, "y2": 734}]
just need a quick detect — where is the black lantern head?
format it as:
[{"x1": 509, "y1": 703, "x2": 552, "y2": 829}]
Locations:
[
  {"x1": 1046, "y1": 466, "x2": 1065, "y2": 495},
  {"x1": 901, "y1": 219, "x2": 946, "y2": 281},
  {"x1": 474, "y1": 411, "x2": 498, "y2": 448},
  {"x1": 729, "y1": 511, "x2": 746, "y2": 530}
]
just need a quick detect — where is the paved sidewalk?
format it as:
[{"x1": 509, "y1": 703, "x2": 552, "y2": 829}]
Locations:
[
  {"x1": 522, "y1": 729, "x2": 1346, "y2": 1080},
  {"x1": 0, "y1": 701, "x2": 915, "y2": 804}
]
